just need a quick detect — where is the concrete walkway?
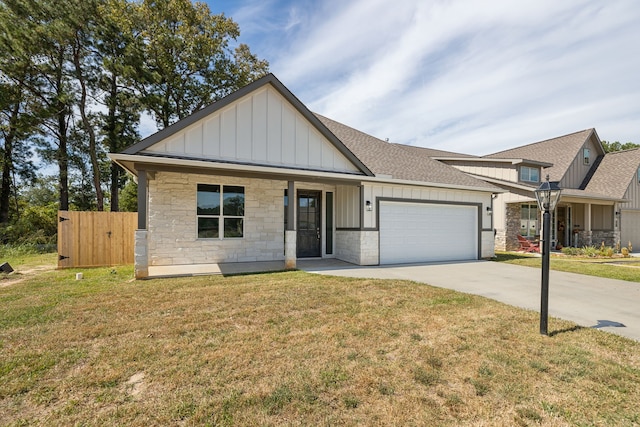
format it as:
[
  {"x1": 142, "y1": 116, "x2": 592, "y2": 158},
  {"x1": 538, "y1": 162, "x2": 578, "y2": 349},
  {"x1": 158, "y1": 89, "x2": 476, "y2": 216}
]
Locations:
[{"x1": 298, "y1": 259, "x2": 640, "y2": 341}]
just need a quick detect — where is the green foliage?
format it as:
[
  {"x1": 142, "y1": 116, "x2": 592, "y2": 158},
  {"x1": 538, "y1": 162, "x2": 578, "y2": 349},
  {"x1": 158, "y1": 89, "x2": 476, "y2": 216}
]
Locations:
[
  {"x1": 0, "y1": 202, "x2": 57, "y2": 245},
  {"x1": 601, "y1": 140, "x2": 640, "y2": 153},
  {"x1": 560, "y1": 245, "x2": 616, "y2": 258},
  {"x1": 118, "y1": 178, "x2": 138, "y2": 212},
  {"x1": 0, "y1": 0, "x2": 268, "y2": 216}
]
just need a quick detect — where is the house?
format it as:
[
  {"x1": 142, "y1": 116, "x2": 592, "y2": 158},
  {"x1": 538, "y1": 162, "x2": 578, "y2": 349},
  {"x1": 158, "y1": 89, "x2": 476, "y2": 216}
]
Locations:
[
  {"x1": 584, "y1": 147, "x2": 640, "y2": 250},
  {"x1": 109, "y1": 74, "x2": 500, "y2": 279},
  {"x1": 433, "y1": 129, "x2": 640, "y2": 252}
]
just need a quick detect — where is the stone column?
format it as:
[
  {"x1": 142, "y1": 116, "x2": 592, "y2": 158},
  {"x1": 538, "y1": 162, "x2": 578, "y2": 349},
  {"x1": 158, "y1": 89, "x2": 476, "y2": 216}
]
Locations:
[
  {"x1": 285, "y1": 230, "x2": 297, "y2": 269},
  {"x1": 284, "y1": 181, "x2": 296, "y2": 269},
  {"x1": 585, "y1": 203, "x2": 592, "y2": 246},
  {"x1": 134, "y1": 230, "x2": 149, "y2": 279}
]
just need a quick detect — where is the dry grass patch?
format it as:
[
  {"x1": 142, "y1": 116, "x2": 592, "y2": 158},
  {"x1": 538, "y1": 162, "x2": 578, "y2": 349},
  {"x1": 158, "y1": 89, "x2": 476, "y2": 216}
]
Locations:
[
  {"x1": 1, "y1": 264, "x2": 640, "y2": 426},
  {"x1": 495, "y1": 251, "x2": 640, "y2": 282}
]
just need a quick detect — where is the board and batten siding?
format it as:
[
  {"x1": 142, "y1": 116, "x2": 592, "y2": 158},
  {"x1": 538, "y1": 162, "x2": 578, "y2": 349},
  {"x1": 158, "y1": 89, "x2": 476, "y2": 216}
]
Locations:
[
  {"x1": 558, "y1": 136, "x2": 602, "y2": 189},
  {"x1": 361, "y1": 183, "x2": 492, "y2": 230},
  {"x1": 620, "y1": 174, "x2": 640, "y2": 210},
  {"x1": 336, "y1": 185, "x2": 360, "y2": 228},
  {"x1": 450, "y1": 162, "x2": 518, "y2": 182},
  {"x1": 144, "y1": 86, "x2": 360, "y2": 174}
]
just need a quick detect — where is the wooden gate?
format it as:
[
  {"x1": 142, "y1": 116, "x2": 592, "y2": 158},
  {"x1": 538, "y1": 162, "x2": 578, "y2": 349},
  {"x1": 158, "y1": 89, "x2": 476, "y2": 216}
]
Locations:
[{"x1": 57, "y1": 211, "x2": 137, "y2": 268}]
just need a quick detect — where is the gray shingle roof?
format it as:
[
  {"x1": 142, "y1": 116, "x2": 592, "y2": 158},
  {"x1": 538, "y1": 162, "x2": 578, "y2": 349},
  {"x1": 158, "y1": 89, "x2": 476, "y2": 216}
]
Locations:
[
  {"x1": 484, "y1": 129, "x2": 596, "y2": 181},
  {"x1": 395, "y1": 144, "x2": 478, "y2": 159},
  {"x1": 585, "y1": 148, "x2": 640, "y2": 199},
  {"x1": 316, "y1": 114, "x2": 499, "y2": 191}
]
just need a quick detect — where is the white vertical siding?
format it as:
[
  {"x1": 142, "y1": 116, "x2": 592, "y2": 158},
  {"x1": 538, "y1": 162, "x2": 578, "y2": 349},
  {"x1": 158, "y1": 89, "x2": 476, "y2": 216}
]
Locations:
[
  {"x1": 203, "y1": 116, "x2": 220, "y2": 157},
  {"x1": 144, "y1": 86, "x2": 361, "y2": 174},
  {"x1": 361, "y1": 183, "x2": 492, "y2": 231},
  {"x1": 336, "y1": 185, "x2": 360, "y2": 228},
  {"x1": 451, "y1": 162, "x2": 518, "y2": 182},
  {"x1": 560, "y1": 135, "x2": 603, "y2": 189},
  {"x1": 621, "y1": 176, "x2": 640, "y2": 210}
]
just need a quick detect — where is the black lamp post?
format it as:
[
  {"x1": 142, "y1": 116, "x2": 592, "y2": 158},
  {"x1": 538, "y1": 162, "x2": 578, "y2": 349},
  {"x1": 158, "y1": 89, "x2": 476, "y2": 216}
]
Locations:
[{"x1": 534, "y1": 175, "x2": 562, "y2": 335}]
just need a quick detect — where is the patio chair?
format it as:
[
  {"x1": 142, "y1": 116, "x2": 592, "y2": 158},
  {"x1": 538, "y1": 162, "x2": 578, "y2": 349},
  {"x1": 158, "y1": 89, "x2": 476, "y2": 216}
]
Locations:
[{"x1": 516, "y1": 234, "x2": 540, "y2": 253}]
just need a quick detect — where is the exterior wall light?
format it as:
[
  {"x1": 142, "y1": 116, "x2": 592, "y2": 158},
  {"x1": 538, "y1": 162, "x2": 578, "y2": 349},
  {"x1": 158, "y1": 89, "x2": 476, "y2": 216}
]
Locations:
[{"x1": 365, "y1": 201, "x2": 373, "y2": 211}]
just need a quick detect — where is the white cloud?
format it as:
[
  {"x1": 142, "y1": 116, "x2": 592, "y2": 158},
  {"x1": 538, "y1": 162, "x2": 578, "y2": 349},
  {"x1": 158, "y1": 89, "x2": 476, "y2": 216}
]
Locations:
[{"x1": 211, "y1": 0, "x2": 640, "y2": 154}]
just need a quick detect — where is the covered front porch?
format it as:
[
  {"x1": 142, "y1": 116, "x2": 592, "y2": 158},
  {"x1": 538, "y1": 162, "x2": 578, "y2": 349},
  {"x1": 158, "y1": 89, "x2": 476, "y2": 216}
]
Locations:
[{"x1": 513, "y1": 194, "x2": 621, "y2": 250}]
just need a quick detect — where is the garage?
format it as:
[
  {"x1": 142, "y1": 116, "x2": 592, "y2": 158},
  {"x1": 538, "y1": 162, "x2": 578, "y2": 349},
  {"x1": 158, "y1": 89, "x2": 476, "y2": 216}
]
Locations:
[
  {"x1": 621, "y1": 210, "x2": 640, "y2": 252},
  {"x1": 379, "y1": 201, "x2": 479, "y2": 264}
]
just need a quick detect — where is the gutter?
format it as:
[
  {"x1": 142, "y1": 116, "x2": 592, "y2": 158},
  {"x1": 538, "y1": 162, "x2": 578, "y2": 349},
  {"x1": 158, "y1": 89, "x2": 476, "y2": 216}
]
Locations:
[{"x1": 109, "y1": 153, "x2": 504, "y2": 194}]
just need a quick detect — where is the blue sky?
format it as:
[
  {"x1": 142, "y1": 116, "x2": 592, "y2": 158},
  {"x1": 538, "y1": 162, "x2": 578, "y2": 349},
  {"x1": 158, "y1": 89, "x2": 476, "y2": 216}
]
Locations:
[{"x1": 202, "y1": 0, "x2": 640, "y2": 155}]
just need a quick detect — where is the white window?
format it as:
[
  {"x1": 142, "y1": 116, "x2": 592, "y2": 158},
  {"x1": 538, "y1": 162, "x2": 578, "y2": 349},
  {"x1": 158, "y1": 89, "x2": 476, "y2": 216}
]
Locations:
[
  {"x1": 197, "y1": 184, "x2": 244, "y2": 238},
  {"x1": 519, "y1": 166, "x2": 540, "y2": 183},
  {"x1": 520, "y1": 204, "x2": 538, "y2": 238},
  {"x1": 584, "y1": 148, "x2": 590, "y2": 165}
]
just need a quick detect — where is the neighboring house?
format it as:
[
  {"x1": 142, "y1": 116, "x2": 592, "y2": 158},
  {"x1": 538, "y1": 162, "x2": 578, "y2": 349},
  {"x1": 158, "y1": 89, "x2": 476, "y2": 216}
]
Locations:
[
  {"x1": 585, "y1": 147, "x2": 640, "y2": 251},
  {"x1": 434, "y1": 129, "x2": 638, "y2": 251},
  {"x1": 110, "y1": 74, "x2": 499, "y2": 278}
]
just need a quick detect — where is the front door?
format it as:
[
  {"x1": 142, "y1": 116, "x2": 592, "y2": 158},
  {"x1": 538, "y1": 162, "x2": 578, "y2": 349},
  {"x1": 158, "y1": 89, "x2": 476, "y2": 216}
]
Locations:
[{"x1": 297, "y1": 190, "x2": 322, "y2": 257}]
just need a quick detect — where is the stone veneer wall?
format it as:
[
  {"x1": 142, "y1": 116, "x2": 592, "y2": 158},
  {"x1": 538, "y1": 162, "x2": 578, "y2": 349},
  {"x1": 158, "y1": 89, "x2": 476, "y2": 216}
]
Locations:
[
  {"x1": 495, "y1": 203, "x2": 523, "y2": 251},
  {"x1": 590, "y1": 230, "x2": 619, "y2": 248},
  {"x1": 335, "y1": 230, "x2": 379, "y2": 265},
  {"x1": 148, "y1": 172, "x2": 285, "y2": 266}
]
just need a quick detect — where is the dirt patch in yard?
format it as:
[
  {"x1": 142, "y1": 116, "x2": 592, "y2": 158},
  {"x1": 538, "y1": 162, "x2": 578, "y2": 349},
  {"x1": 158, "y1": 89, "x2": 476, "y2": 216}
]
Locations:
[{"x1": 0, "y1": 264, "x2": 56, "y2": 288}]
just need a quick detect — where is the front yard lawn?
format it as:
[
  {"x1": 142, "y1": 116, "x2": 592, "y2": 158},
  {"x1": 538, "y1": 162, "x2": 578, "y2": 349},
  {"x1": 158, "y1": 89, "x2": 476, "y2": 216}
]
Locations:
[
  {"x1": 494, "y1": 251, "x2": 640, "y2": 282},
  {"x1": 1, "y1": 257, "x2": 640, "y2": 426}
]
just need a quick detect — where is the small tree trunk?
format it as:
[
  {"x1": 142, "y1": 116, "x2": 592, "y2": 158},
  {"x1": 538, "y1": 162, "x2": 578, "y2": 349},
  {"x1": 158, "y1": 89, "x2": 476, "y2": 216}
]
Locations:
[{"x1": 73, "y1": 40, "x2": 104, "y2": 211}]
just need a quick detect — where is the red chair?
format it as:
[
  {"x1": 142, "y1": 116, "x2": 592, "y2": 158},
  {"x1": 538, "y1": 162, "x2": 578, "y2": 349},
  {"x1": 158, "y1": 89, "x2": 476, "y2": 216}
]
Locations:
[{"x1": 517, "y1": 235, "x2": 540, "y2": 253}]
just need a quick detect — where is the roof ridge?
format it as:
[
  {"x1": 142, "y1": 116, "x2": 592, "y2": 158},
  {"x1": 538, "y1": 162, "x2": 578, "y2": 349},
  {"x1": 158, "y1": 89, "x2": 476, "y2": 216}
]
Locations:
[
  {"x1": 486, "y1": 128, "x2": 594, "y2": 157},
  {"x1": 604, "y1": 146, "x2": 640, "y2": 155}
]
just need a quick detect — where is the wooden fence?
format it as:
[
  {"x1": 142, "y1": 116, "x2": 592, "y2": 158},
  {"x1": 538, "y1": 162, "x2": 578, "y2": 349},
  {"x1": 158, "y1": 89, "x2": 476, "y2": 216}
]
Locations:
[{"x1": 57, "y1": 211, "x2": 137, "y2": 269}]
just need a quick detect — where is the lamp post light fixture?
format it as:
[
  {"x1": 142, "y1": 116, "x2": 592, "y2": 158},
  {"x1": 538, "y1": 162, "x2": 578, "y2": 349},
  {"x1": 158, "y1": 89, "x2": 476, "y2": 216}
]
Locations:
[{"x1": 534, "y1": 175, "x2": 562, "y2": 335}]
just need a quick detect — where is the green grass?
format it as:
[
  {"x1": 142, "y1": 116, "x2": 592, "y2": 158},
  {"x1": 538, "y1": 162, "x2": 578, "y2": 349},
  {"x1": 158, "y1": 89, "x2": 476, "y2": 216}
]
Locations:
[
  {"x1": 494, "y1": 251, "x2": 640, "y2": 282},
  {"x1": 1, "y1": 258, "x2": 640, "y2": 425}
]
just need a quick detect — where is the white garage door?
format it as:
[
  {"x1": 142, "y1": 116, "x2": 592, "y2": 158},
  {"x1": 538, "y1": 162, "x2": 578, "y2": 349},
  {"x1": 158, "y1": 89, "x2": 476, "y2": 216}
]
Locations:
[
  {"x1": 379, "y1": 201, "x2": 478, "y2": 264},
  {"x1": 621, "y1": 210, "x2": 640, "y2": 252}
]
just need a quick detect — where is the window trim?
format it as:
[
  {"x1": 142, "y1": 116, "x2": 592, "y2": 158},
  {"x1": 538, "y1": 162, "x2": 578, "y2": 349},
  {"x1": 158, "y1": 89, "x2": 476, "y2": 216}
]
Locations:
[
  {"x1": 583, "y1": 148, "x2": 590, "y2": 165},
  {"x1": 196, "y1": 184, "x2": 245, "y2": 239},
  {"x1": 520, "y1": 203, "x2": 539, "y2": 238},
  {"x1": 519, "y1": 165, "x2": 540, "y2": 183}
]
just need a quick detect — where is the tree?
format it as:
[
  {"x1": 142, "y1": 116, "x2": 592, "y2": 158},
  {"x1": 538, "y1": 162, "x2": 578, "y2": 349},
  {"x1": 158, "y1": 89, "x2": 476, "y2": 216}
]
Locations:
[
  {"x1": 96, "y1": 0, "x2": 142, "y2": 211},
  {"x1": 0, "y1": 3, "x2": 42, "y2": 224},
  {"x1": 0, "y1": 0, "x2": 269, "y2": 231},
  {"x1": 601, "y1": 140, "x2": 640, "y2": 153},
  {"x1": 0, "y1": 0, "x2": 77, "y2": 211},
  {"x1": 0, "y1": 79, "x2": 37, "y2": 224},
  {"x1": 69, "y1": 0, "x2": 105, "y2": 210},
  {"x1": 133, "y1": 0, "x2": 269, "y2": 129}
]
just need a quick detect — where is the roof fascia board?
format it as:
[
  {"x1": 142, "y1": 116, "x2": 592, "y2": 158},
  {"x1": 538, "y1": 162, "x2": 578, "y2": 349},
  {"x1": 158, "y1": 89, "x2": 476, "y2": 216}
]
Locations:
[
  {"x1": 436, "y1": 157, "x2": 553, "y2": 167},
  {"x1": 588, "y1": 128, "x2": 606, "y2": 156},
  {"x1": 120, "y1": 74, "x2": 374, "y2": 177},
  {"x1": 464, "y1": 174, "x2": 537, "y2": 192},
  {"x1": 109, "y1": 153, "x2": 501, "y2": 194}
]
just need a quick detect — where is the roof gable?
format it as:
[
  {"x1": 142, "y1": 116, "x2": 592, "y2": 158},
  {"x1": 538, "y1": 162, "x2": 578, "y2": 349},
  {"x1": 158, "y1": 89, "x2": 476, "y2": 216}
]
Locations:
[
  {"x1": 122, "y1": 74, "x2": 372, "y2": 176},
  {"x1": 484, "y1": 129, "x2": 603, "y2": 182}
]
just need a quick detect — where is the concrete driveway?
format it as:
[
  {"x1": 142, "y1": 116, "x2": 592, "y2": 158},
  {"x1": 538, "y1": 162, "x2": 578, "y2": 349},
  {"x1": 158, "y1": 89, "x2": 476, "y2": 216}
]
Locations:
[{"x1": 298, "y1": 259, "x2": 640, "y2": 341}]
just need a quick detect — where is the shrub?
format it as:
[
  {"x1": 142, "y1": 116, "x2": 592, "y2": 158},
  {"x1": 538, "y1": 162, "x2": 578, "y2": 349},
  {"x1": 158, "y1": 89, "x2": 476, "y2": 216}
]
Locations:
[
  {"x1": 600, "y1": 246, "x2": 614, "y2": 257},
  {"x1": 0, "y1": 203, "x2": 58, "y2": 245},
  {"x1": 581, "y1": 246, "x2": 599, "y2": 257},
  {"x1": 561, "y1": 247, "x2": 580, "y2": 256}
]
